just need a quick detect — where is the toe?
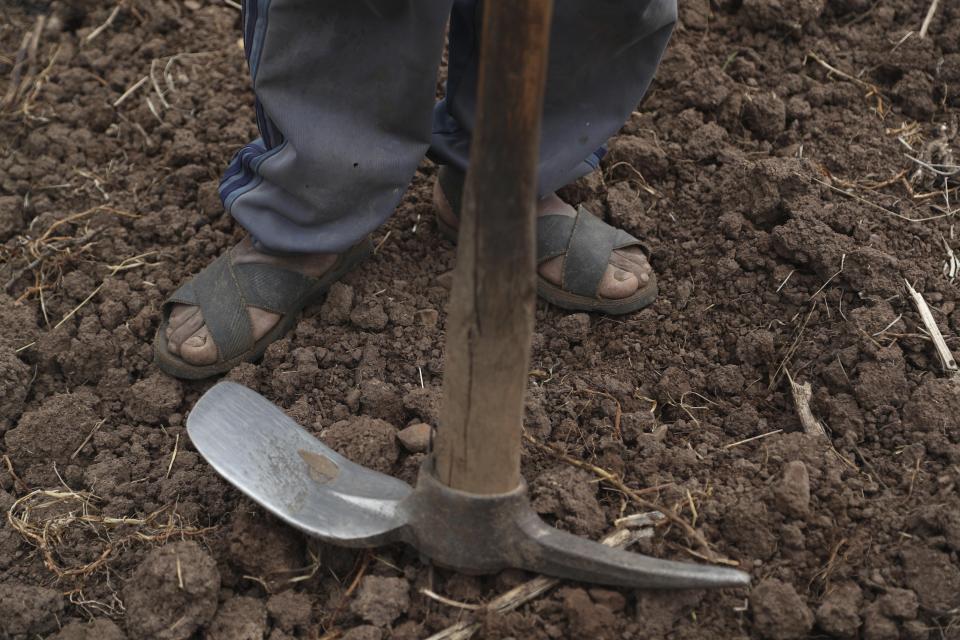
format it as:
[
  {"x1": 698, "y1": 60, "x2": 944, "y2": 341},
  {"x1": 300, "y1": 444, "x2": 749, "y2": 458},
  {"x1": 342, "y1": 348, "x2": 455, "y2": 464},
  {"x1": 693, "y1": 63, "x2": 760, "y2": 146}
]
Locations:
[
  {"x1": 168, "y1": 304, "x2": 199, "y2": 327},
  {"x1": 167, "y1": 309, "x2": 206, "y2": 350},
  {"x1": 178, "y1": 326, "x2": 219, "y2": 366},
  {"x1": 597, "y1": 265, "x2": 640, "y2": 299},
  {"x1": 539, "y1": 254, "x2": 643, "y2": 299},
  {"x1": 611, "y1": 247, "x2": 653, "y2": 285},
  {"x1": 537, "y1": 255, "x2": 564, "y2": 288}
]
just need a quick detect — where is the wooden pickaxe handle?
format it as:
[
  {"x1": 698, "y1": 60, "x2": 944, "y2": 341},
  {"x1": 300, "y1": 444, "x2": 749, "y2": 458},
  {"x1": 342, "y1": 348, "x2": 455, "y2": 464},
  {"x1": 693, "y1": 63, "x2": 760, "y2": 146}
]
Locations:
[{"x1": 435, "y1": 0, "x2": 554, "y2": 494}]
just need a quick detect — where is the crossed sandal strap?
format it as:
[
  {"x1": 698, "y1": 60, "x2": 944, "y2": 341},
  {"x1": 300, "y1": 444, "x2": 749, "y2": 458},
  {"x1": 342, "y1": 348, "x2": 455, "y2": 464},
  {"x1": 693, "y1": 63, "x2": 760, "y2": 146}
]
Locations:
[
  {"x1": 537, "y1": 206, "x2": 642, "y2": 298},
  {"x1": 164, "y1": 251, "x2": 316, "y2": 362}
]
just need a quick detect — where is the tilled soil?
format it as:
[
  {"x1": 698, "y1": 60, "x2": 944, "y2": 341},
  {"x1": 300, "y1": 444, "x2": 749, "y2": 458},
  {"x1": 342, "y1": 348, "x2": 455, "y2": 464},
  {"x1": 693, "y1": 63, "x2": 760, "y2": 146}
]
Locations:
[{"x1": 1, "y1": 1, "x2": 959, "y2": 639}]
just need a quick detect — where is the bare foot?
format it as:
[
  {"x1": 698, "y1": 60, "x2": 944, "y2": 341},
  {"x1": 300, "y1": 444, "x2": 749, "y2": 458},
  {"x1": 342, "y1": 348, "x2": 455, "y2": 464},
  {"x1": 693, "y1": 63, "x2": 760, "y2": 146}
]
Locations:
[
  {"x1": 164, "y1": 237, "x2": 338, "y2": 366},
  {"x1": 433, "y1": 182, "x2": 653, "y2": 300}
]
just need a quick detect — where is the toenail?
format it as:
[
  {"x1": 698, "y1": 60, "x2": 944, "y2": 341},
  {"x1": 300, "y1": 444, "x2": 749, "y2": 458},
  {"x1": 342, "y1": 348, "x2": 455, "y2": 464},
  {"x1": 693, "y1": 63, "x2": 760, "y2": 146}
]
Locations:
[
  {"x1": 614, "y1": 270, "x2": 630, "y2": 282},
  {"x1": 185, "y1": 336, "x2": 206, "y2": 348}
]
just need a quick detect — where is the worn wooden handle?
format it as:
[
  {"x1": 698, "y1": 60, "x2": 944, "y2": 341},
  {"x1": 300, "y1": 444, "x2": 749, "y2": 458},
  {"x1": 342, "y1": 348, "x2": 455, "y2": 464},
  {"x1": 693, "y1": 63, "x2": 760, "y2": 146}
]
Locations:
[{"x1": 435, "y1": 0, "x2": 554, "y2": 494}]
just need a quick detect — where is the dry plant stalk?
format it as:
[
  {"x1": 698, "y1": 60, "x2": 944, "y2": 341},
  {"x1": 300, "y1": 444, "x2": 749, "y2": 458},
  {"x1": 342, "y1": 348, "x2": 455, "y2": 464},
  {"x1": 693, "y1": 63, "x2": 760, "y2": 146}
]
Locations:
[
  {"x1": 904, "y1": 279, "x2": 958, "y2": 373},
  {"x1": 1, "y1": 15, "x2": 46, "y2": 113},
  {"x1": 7, "y1": 487, "x2": 214, "y2": 579},
  {"x1": 919, "y1": 0, "x2": 940, "y2": 38},
  {"x1": 786, "y1": 370, "x2": 827, "y2": 437},
  {"x1": 425, "y1": 524, "x2": 653, "y2": 640},
  {"x1": 522, "y1": 434, "x2": 730, "y2": 563}
]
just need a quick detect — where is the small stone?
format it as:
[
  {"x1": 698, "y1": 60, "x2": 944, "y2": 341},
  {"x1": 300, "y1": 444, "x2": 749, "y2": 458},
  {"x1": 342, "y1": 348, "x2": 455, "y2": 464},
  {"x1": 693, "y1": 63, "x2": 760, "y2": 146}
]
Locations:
[
  {"x1": 815, "y1": 582, "x2": 863, "y2": 638},
  {"x1": 397, "y1": 422, "x2": 432, "y2": 453},
  {"x1": 320, "y1": 282, "x2": 355, "y2": 324},
  {"x1": 773, "y1": 460, "x2": 810, "y2": 518},
  {"x1": 751, "y1": 578, "x2": 814, "y2": 640},
  {"x1": 415, "y1": 308, "x2": 439, "y2": 327},
  {"x1": 349, "y1": 576, "x2": 410, "y2": 627}
]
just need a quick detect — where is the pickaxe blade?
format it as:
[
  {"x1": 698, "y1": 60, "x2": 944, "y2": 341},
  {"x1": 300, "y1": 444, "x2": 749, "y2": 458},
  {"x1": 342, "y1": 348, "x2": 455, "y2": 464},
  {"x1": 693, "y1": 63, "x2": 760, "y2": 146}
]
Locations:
[
  {"x1": 188, "y1": 382, "x2": 751, "y2": 589},
  {"x1": 188, "y1": 381, "x2": 411, "y2": 547}
]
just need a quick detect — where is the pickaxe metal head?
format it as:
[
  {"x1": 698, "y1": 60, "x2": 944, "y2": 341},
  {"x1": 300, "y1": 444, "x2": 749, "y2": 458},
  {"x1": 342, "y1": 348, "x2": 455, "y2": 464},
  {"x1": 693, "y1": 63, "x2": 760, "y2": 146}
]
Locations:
[{"x1": 188, "y1": 382, "x2": 750, "y2": 590}]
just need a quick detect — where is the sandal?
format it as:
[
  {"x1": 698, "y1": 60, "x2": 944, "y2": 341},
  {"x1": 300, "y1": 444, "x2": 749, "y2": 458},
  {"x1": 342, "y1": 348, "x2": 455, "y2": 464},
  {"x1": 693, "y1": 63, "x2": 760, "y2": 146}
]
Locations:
[
  {"x1": 154, "y1": 239, "x2": 371, "y2": 379},
  {"x1": 434, "y1": 166, "x2": 657, "y2": 315}
]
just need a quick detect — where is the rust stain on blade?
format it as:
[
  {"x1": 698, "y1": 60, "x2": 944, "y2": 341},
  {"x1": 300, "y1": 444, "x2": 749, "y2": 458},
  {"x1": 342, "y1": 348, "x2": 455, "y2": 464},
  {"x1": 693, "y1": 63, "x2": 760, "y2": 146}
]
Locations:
[{"x1": 298, "y1": 449, "x2": 340, "y2": 484}]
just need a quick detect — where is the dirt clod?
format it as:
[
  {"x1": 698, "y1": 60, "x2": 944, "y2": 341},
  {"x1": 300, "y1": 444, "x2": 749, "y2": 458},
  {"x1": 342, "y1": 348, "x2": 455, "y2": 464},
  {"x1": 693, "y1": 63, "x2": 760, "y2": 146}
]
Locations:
[
  {"x1": 743, "y1": 92, "x2": 787, "y2": 140},
  {"x1": 900, "y1": 546, "x2": 960, "y2": 612},
  {"x1": 267, "y1": 590, "x2": 313, "y2": 631},
  {"x1": 861, "y1": 603, "x2": 898, "y2": 640},
  {"x1": 0, "y1": 196, "x2": 25, "y2": 242},
  {"x1": 123, "y1": 541, "x2": 220, "y2": 640},
  {"x1": 123, "y1": 372, "x2": 183, "y2": 425},
  {"x1": 815, "y1": 581, "x2": 863, "y2": 638},
  {"x1": 561, "y1": 587, "x2": 619, "y2": 640},
  {"x1": 350, "y1": 299, "x2": 389, "y2": 331},
  {"x1": 320, "y1": 282, "x2": 355, "y2": 325},
  {"x1": 0, "y1": 583, "x2": 65, "y2": 637},
  {"x1": 751, "y1": 578, "x2": 815, "y2": 640},
  {"x1": 773, "y1": 460, "x2": 810, "y2": 518},
  {"x1": 48, "y1": 619, "x2": 126, "y2": 640},
  {"x1": 349, "y1": 576, "x2": 410, "y2": 627},
  {"x1": 321, "y1": 416, "x2": 398, "y2": 474},
  {"x1": 4, "y1": 391, "x2": 99, "y2": 481},
  {"x1": 359, "y1": 379, "x2": 403, "y2": 425},
  {"x1": 227, "y1": 509, "x2": 305, "y2": 589},
  {"x1": 0, "y1": 347, "x2": 30, "y2": 429},
  {"x1": 878, "y1": 588, "x2": 918, "y2": 620},
  {"x1": 207, "y1": 596, "x2": 268, "y2": 640},
  {"x1": 530, "y1": 465, "x2": 606, "y2": 537},
  {"x1": 341, "y1": 626, "x2": 383, "y2": 640}
]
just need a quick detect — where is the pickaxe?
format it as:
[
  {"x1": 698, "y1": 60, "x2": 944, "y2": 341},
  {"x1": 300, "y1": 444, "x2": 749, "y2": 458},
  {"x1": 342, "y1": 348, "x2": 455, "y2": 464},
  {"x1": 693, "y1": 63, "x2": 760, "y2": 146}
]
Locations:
[{"x1": 187, "y1": 0, "x2": 750, "y2": 590}]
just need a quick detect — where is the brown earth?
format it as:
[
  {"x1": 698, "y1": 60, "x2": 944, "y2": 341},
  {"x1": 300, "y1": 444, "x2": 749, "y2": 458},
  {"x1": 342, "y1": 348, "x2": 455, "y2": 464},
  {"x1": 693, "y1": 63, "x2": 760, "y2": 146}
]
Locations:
[{"x1": 2, "y1": 0, "x2": 959, "y2": 638}]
